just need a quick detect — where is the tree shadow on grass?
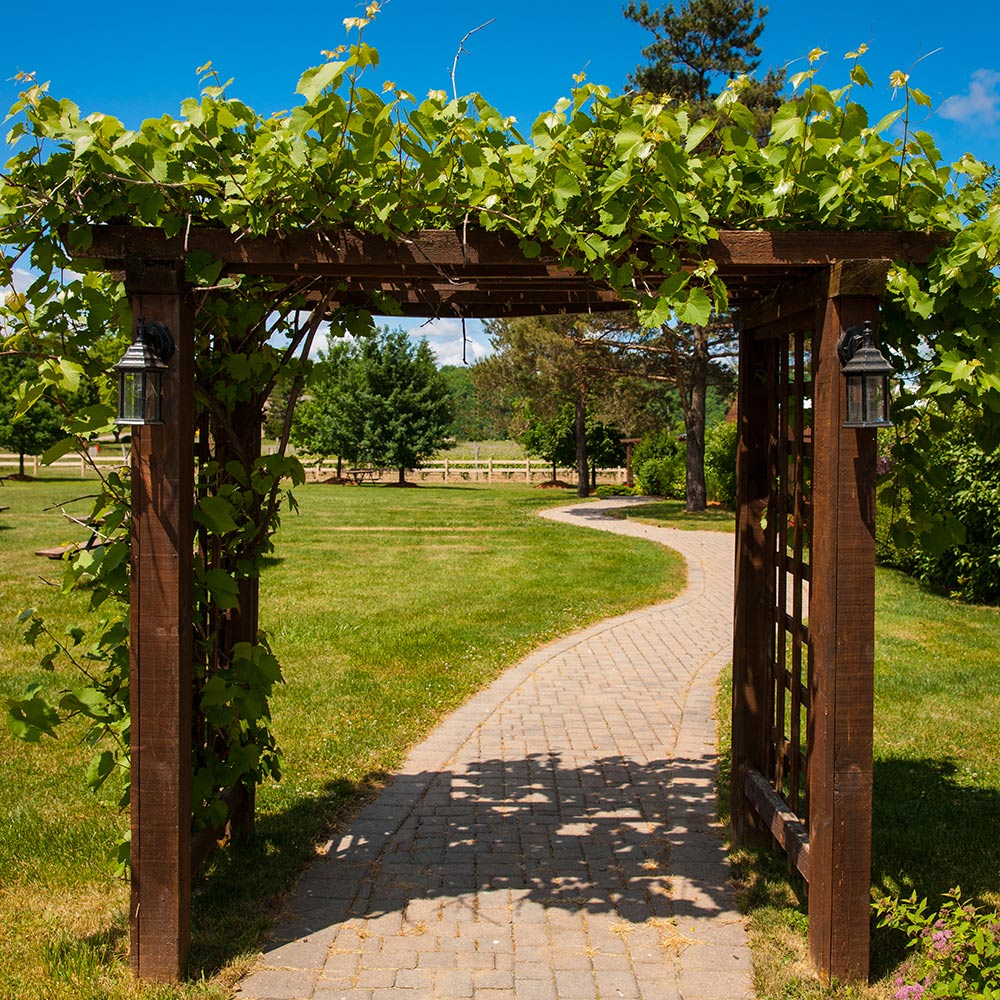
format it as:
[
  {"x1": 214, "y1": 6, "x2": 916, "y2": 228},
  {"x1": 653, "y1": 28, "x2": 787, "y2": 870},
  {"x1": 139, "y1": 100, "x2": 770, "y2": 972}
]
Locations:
[
  {"x1": 187, "y1": 750, "x2": 734, "y2": 980},
  {"x1": 869, "y1": 756, "x2": 1000, "y2": 978}
]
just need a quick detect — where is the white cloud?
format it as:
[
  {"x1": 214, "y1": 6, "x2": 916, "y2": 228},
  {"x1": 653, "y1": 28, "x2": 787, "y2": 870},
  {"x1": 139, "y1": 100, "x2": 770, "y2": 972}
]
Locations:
[
  {"x1": 10, "y1": 268, "x2": 34, "y2": 294},
  {"x1": 267, "y1": 314, "x2": 495, "y2": 367},
  {"x1": 397, "y1": 316, "x2": 492, "y2": 367},
  {"x1": 939, "y1": 69, "x2": 1000, "y2": 127}
]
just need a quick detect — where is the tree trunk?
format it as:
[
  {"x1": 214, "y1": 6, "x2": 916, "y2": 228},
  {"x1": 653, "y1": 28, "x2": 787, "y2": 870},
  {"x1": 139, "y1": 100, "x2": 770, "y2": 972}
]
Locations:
[
  {"x1": 590, "y1": 461, "x2": 597, "y2": 492},
  {"x1": 397, "y1": 466, "x2": 406, "y2": 485},
  {"x1": 336, "y1": 455, "x2": 343, "y2": 478},
  {"x1": 575, "y1": 385, "x2": 588, "y2": 498},
  {"x1": 551, "y1": 459, "x2": 557, "y2": 481},
  {"x1": 18, "y1": 452, "x2": 25, "y2": 477},
  {"x1": 683, "y1": 328, "x2": 709, "y2": 512}
]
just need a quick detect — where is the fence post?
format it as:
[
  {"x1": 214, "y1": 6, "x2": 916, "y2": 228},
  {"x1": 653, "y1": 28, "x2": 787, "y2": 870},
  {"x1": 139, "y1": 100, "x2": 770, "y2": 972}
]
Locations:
[
  {"x1": 525, "y1": 459, "x2": 531, "y2": 484},
  {"x1": 488, "y1": 458, "x2": 493, "y2": 483},
  {"x1": 444, "y1": 458, "x2": 449, "y2": 482},
  {"x1": 127, "y1": 258, "x2": 194, "y2": 981}
]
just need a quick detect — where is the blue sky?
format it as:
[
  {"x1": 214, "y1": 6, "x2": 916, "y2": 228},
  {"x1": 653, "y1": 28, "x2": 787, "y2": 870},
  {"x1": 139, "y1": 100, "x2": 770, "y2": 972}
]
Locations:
[{"x1": 4, "y1": 1, "x2": 999, "y2": 363}]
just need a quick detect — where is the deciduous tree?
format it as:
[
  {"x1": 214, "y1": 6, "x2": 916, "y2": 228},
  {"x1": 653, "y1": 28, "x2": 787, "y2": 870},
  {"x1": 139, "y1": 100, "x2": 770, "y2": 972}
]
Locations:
[
  {"x1": 0, "y1": 355, "x2": 69, "y2": 476},
  {"x1": 302, "y1": 329, "x2": 454, "y2": 484}
]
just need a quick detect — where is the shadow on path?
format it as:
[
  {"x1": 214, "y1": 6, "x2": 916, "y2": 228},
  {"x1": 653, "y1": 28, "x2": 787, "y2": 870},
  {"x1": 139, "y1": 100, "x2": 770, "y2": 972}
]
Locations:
[{"x1": 274, "y1": 750, "x2": 733, "y2": 941}]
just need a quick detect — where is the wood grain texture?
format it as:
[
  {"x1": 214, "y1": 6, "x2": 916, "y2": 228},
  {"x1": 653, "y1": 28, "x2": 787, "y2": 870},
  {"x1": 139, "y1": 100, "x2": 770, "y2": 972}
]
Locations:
[
  {"x1": 740, "y1": 259, "x2": 893, "y2": 332},
  {"x1": 807, "y1": 293, "x2": 878, "y2": 984},
  {"x1": 744, "y1": 767, "x2": 811, "y2": 881},
  {"x1": 76, "y1": 227, "x2": 941, "y2": 316},
  {"x1": 128, "y1": 265, "x2": 195, "y2": 982},
  {"x1": 85, "y1": 226, "x2": 945, "y2": 269}
]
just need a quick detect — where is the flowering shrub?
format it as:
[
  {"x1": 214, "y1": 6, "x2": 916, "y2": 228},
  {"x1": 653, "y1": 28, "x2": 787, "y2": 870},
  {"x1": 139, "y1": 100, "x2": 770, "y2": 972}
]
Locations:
[{"x1": 873, "y1": 888, "x2": 1000, "y2": 999}]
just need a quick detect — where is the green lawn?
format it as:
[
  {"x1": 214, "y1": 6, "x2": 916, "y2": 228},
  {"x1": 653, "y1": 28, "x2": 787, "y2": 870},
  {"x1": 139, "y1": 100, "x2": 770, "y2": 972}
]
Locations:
[
  {"x1": 604, "y1": 497, "x2": 736, "y2": 532},
  {"x1": 4, "y1": 478, "x2": 996, "y2": 999},
  {"x1": 717, "y1": 567, "x2": 1000, "y2": 999},
  {"x1": 0, "y1": 477, "x2": 684, "y2": 1000}
]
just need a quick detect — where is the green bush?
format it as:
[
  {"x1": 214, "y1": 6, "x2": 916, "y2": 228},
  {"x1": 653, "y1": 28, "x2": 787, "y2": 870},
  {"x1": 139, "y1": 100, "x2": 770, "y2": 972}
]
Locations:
[
  {"x1": 632, "y1": 426, "x2": 683, "y2": 469},
  {"x1": 879, "y1": 406, "x2": 1000, "y2": 605},
  {"x1": 704, "y1": 420, "x2": 738, "y2": 506},
  {"x1": 594, "y1": 483, "x2": 642, "y2": 498},
  {"x1": 873, "y1": 888, "x2": 1000, "y2": 999},
  {"x1": 636, "y1": 456, "x2": 685, "y2": 498}
]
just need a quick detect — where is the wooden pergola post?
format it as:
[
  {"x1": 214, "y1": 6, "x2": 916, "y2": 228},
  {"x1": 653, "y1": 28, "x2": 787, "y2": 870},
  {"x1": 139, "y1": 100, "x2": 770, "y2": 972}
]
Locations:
[
  {"x1": 807, "y1": 270, "x2": 881, "y2": 983},
  {"x1": 126, "y1": 258, "x2": 195, "y2": 981}
]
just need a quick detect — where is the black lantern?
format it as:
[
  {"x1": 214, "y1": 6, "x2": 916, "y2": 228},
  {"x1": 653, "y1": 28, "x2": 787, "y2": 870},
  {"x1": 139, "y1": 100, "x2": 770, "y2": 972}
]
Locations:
[
  {"x1": 838, "y1": 320, "x2": 894, "y2": 429},
  {"x1": 114, "y1": 320, "x2": 175, "y2": 426}
]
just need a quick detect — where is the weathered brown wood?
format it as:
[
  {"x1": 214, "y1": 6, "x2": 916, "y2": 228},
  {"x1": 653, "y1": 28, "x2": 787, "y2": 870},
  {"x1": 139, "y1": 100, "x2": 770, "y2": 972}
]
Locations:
[
  {"x1": 82, "y1": 225, "x2": 945, "y2": 273},
  {"x1": 807, "y1": 289, "x2": 878, "y2": 984},
  {"x1": 789, "y1": 328, "x2": 807, "y2": 815},
  {"x1": 740, "y1": 259, "x2": 894, "y2": 332},
  {"x1": 731, "y1": 327, "x2": 777, "y2": 844},
  {"x1": 773, "y1": 338, "x2": 790, "y2": 798},
  {"x1": 128, "y1": 262, "x2": 194, "y2": 981},
  {"x1": 744, "y1": 767, "x2": 811, "y2": 881}
]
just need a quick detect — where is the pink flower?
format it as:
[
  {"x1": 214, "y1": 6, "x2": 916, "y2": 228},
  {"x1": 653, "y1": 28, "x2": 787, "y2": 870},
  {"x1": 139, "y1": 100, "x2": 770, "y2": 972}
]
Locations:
[{"x1": 931, "y1": 928, "x2": 952, "y2": 952}]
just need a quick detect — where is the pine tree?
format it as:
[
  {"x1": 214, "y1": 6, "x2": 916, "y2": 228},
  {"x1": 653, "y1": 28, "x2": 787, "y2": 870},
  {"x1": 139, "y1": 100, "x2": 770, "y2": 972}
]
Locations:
[{"x1": 623, "y1": 0, "x2": 783, "y2": 508}]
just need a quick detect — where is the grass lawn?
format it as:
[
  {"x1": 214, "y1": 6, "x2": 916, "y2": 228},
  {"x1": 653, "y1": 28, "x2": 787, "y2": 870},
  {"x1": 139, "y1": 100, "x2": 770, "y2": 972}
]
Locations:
[
  {"x1": 716, "y1": 567, "x2": 1000, "y2": 999},
  {"x1": 604, "y1": 497, "x2": 736, "y2": 533},
  {"x1": 0, "y1": 478, "x2": 684, "y2": 1000}
]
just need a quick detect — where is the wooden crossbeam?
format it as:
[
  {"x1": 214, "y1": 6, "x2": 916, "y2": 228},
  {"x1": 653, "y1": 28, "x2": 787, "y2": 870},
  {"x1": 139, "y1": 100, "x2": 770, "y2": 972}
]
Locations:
[
  {"x1": 744, "y1": 766, "x2": 811, "y2": 881},
  {"x1": 80, "y1": 225, "x2": 944, "y2": 275}
]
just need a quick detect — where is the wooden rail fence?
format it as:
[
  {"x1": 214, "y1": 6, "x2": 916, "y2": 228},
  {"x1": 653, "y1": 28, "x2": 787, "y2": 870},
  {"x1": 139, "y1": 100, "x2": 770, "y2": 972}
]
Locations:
[
  {"x1": 1, "y1": 451, "x2": 627, "y2": 486},
  {"x1": 307, "y1": 458, "x2": 629, "y2": 484}
]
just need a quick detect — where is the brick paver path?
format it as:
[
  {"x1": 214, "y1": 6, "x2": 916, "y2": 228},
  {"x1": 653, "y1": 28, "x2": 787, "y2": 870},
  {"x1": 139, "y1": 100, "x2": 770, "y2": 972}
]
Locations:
[{"x1": 236, "y1": 498, "x2": 751, "y2": 1000}]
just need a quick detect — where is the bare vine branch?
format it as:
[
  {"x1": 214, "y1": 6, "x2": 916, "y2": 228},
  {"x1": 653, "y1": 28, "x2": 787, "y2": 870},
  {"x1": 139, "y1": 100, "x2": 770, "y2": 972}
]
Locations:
[{"x1": 451, "y1": 20, "x2": 496, "y2": 101}]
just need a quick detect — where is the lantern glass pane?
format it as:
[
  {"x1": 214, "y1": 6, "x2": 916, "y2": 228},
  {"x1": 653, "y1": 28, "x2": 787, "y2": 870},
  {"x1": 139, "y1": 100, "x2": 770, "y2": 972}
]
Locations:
[
  {"x1": 118, "y1": 371, "x2": 146, "y2": 424},
  {"x1": 846, "y1": 376, "x2": 864, "y2": 424},
  {"x1": 145, "y1": 373, "x2": 163, "y2": 423},
  {"x1": 864, "y1": 374, "x2": 885, "y2": 425},
  {"x1": 117, "y1": 370, "x2": 164, "y2": 425}
]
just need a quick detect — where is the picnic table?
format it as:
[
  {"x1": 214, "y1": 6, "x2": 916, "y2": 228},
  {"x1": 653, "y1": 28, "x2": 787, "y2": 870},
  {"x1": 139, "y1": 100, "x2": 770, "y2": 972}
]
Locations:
[
  {"x1": 35, "y1": 514, "x2": 111, "y2": 559},
  {"x1": 346, "y1": 468, "x2": 379, "y2": 484}
]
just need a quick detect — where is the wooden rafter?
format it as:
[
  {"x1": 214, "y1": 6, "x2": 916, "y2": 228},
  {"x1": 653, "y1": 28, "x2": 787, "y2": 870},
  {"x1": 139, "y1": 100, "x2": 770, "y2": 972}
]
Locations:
[{"x1": 79, "y1": 225, "x2": 943, "y2": 319}]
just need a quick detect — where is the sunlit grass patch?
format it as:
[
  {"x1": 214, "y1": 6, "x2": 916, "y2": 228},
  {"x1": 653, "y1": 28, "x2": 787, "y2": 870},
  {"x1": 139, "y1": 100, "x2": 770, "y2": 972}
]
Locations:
[
  {"x1": 1, "y1": 478, "x2": 683, "y2": 998},
  {"x1": 604, "y1": 497, "x2": 735, "y2": 532}
]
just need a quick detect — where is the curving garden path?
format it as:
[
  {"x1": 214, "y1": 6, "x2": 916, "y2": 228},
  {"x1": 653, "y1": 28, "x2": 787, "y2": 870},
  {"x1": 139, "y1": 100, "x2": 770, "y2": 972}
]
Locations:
[{"x1": 235, "y1": 497, "x2": 750, "y2": 1000}]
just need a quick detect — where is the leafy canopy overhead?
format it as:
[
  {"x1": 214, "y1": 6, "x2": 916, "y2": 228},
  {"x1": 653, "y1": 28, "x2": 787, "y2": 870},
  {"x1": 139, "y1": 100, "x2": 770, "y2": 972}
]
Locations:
[
  {"x1": 1, "y1": 6, "x2": 999, "y2": 520},
  {"x1": 0, "y1": 13, "x2": 996, "y2": 335}
]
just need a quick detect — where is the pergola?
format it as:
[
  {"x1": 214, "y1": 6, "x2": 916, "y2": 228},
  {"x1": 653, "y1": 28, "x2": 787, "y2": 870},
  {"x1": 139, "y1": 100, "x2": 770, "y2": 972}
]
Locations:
[{"x1": 82, "y1": 223, "x2": 940, "y2": 985}]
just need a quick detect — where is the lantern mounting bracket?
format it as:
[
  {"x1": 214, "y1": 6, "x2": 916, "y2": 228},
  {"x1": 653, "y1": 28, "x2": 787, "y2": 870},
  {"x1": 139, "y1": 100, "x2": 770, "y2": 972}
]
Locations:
[
  {"x1": 138, "y1": 318, "x2": 175, "y2": 363},
  {"x1": 837, "y1": 321, "x2": 871, "y2": 366}
]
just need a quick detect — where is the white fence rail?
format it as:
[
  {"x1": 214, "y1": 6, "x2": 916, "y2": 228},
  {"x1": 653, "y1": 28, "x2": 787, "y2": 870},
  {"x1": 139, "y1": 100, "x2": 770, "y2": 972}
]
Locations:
[
  {"x1": 307, "y1": 458, "x2": 628, "y2": 484},
  {"x1": 0, "y1": 447, "x2": 130, "y2": 478},
  {"x1": 1, "y1": 451, "x2": 628, "y2": 486}
]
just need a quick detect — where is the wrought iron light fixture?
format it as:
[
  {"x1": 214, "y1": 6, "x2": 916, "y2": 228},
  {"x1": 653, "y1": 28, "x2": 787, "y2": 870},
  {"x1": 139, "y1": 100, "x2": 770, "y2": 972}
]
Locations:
[
  {"x1": 114, "y1": 319, "x2": 175, "y2": 426},
  {"x1": 838, "y1": 320, "x2": 894, "y2": 429}
]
